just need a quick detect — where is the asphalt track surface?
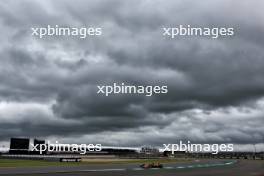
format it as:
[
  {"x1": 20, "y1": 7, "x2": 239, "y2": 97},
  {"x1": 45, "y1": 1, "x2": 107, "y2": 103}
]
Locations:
[{"x1": 0, "y1": 160, "x2": 263, "y2": 176}]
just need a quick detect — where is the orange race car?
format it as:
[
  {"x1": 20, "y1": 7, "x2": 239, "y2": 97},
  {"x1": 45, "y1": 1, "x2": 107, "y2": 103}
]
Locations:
[{"x1": 140, "y1": 162, "x2": 163, "y2": 169}]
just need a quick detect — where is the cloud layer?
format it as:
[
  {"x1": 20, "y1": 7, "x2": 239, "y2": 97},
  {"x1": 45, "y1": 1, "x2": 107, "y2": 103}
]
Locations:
[{"x1": 0, "y1": 0, "x2": 264, "y2": 149}]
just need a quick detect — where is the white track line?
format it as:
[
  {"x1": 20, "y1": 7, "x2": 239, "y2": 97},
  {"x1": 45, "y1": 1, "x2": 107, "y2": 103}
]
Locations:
[
  {"x1": 79, "y1": 161, "x2": 236, "y2": 172},
  {"x1": 81, "y1": 168, "x2": 126, "y2": 172}
]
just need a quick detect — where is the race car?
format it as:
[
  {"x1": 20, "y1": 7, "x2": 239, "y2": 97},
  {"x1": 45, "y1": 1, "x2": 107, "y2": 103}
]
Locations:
[{"x1": 140, "y1": 162, "x2": 163, "y2": 169}]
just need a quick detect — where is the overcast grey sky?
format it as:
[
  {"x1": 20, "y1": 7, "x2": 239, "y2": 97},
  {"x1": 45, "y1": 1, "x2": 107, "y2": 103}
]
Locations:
[{"x1": 0, "y1": 0, "x2": 264, "y2": 150}]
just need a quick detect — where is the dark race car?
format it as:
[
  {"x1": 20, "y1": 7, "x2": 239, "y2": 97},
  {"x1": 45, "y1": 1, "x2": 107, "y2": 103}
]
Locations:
[{"x1": 140, "y1": 162, "x2": 163, "y2": 169}]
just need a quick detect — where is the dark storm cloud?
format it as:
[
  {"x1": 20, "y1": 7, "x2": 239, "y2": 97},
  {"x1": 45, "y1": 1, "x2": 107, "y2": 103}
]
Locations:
[{"x1": 0, "y1": 0, "x2": 264, "y2": 147}]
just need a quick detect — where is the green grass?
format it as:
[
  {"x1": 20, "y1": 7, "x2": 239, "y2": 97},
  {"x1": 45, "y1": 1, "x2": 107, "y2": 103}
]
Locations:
[
  {"x1": 0, "y1": 158, "x2": 190, "y2": 167},
  {"x1": 0, "y1": 159, "x2": 82, "y2": 167},
  {"x1": 83, "y1": 158, "x2": 191, "y2": 164}
]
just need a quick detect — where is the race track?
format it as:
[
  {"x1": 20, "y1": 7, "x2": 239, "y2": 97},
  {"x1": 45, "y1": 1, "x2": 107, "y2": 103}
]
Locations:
[{"x1": 0, "y1": 159, "x2": 263, "y2": 176}]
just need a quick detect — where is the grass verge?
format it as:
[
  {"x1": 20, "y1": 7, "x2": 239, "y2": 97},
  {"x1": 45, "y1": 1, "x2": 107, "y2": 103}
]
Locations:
[{"x1": 0, "y1": 158, "x2": 190, "y2": 167}]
